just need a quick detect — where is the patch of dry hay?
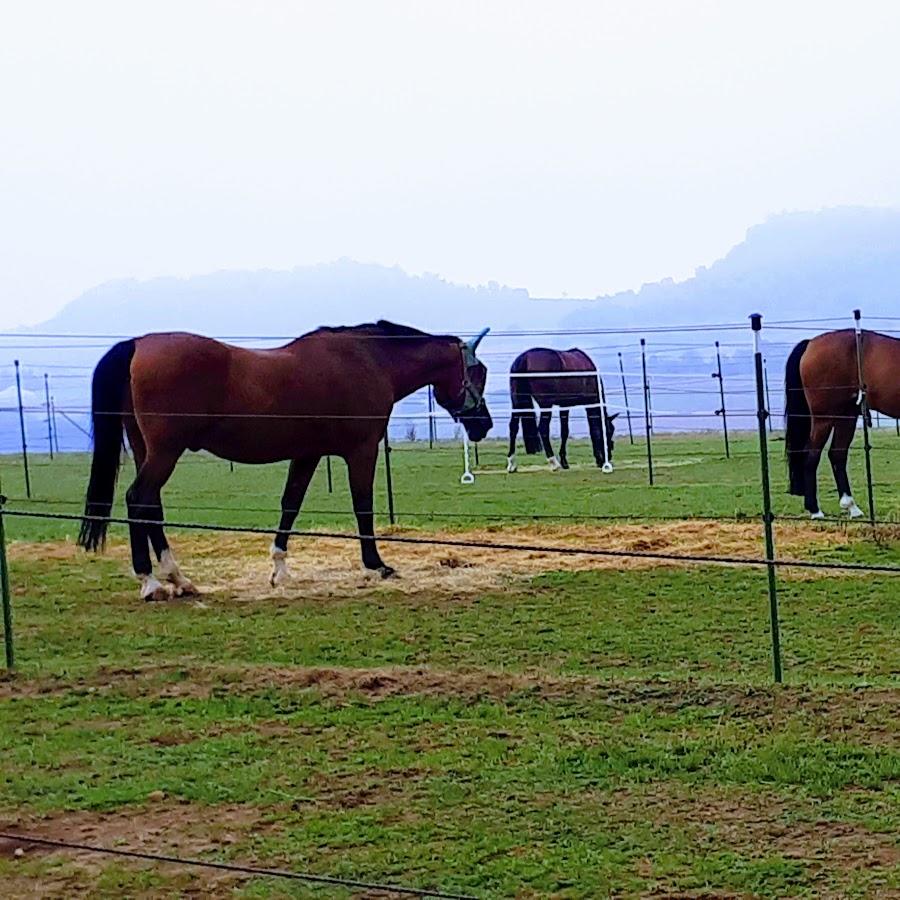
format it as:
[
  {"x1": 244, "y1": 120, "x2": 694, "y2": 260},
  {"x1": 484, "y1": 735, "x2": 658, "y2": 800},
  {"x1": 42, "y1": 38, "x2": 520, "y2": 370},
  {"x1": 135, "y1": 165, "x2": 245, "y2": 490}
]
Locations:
[{"x1": 9, "y1": 521, "x2": 853, "y2": 602}]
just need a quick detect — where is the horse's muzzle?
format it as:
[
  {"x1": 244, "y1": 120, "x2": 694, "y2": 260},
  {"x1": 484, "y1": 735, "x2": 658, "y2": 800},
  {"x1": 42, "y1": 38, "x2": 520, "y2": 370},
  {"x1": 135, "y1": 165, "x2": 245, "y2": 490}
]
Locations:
[{"x1": 461, "y1": 403, "x2": 493, "y2": 442}]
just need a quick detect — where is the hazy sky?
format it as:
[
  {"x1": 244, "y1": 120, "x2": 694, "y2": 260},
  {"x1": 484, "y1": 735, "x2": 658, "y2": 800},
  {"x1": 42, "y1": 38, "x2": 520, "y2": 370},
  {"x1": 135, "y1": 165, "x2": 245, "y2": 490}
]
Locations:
[{"x1": 2, "y1": 1, "x2": 899, "y2": 329}]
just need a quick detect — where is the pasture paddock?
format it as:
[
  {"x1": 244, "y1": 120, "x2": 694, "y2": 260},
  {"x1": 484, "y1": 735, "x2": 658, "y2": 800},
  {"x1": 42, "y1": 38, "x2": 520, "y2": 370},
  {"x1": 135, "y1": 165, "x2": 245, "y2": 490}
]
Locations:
[{"x1": 0, "y1": 432, "x2": 898, "y2": 897}]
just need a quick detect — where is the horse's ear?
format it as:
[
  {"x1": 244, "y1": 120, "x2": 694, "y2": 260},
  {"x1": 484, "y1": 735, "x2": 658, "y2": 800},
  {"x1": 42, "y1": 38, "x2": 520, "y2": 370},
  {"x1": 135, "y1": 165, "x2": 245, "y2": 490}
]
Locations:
[
  {"x1": 608, "y1": 413, "x2": 620, "y2": 421},
  {"x1": 466, "y1": 327, "x2": 490, "y2": 354}
]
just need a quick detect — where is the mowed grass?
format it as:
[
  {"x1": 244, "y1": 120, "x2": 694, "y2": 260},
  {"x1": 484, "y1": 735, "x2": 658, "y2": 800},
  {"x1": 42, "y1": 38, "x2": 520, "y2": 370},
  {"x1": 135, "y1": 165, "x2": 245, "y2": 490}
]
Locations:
[{"x1": 0, "y1": 431, "x2": 899, "y2": 897}]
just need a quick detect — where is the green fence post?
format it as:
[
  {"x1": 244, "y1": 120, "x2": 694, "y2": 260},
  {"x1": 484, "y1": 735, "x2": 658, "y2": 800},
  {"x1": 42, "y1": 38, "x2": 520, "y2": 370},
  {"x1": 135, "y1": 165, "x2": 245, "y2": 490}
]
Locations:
[
  {"x1": 853, "y1": 309, "x2": 876, "y2": 526},
  {"x1": 712, "y1": 340, "x2": 730, "y2": 458},
  {"x1": 640, "y1": 339, "x2": 654, "y2": 485},
  {"x1": 750, "y1": 314, "x2": 783, "y2": 684},
  {"x1": 383, "y1": 429, "x2": 396, "y2": 526},
  {"x1": 0, "y1": 491, "x2": 14, "y2": 671}
]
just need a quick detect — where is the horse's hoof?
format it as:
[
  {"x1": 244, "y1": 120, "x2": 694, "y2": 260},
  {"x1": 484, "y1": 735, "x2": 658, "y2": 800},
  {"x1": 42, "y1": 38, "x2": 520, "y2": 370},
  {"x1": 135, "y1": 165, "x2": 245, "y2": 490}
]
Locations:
[
  {"x1": 548, "y1": 457, "x2": 562, "y2": 472},
  {"x1": 173, "y1": 581, "x2": 200, "y2": 598},
  {"x1": 378, "y1": 565, "x2": 396, "y2": 579},
  {"x1": 140, "y1": 577, "x2": 170, "y2": 603},
  {"x1": 270, "y1": 568, "x2": 290, "y2": 587},
  {"x1": 847, "y1": 505, "x2": 864, "y2": 519},
  {"x1": 560, "y1": 458, "x2": 570, "y2": 470},
  {"x1": 810, "y1": 510, "x2": 826, "y2": 520}
]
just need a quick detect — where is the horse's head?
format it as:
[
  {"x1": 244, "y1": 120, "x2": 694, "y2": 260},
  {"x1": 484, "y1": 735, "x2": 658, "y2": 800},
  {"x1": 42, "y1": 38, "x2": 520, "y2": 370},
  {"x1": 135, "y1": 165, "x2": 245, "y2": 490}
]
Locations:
[
  {"x1": 593, "y1": 411, "x2": 619, "y2": 467},
  {"x1": 434, "y1": 327, "x2": 493, "y2": 442}
]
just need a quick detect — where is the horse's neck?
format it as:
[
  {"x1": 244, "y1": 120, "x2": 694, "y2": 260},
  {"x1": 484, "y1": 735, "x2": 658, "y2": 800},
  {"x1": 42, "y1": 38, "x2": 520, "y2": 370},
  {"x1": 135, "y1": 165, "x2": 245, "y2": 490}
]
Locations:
[{"x1": 384, "y1": 339, "x2": 456, "y2": 400}]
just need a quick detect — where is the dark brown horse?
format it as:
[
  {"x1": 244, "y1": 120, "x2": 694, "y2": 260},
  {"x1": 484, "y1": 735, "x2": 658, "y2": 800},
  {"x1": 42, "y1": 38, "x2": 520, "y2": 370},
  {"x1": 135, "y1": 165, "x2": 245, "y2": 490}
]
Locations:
[
  {"x1": 506, "y1": 347, "x2": 616, "y2": 473},
  {"x1": 785, "y1": 328, "x2": 900, "y2": 518},
  {"x1": 78, "y1": 321, "x2": 492, "y2": 600}
]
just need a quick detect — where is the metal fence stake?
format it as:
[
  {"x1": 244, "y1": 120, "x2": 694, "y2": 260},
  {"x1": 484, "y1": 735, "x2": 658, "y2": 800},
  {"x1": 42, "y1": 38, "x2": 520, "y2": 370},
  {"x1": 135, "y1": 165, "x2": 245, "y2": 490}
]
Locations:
[
  {"x1": 617, "y1": 352, "x2": 634, "y2": 445},
  {"x1": 0, "y1": 491, "x2": 14, "y2": 671},
  {"x1": 383, "y1": 430, "x2": 396, "y2": 525},
  {"x1": 712, "y1": 340, "x2": 730, "y2": 458},
  {"x1": 14, "y1": 361, "x2": 31, "y2": 499},
  {"x1": 640, "y1": 339, "x2": 654, "y2": 485},
  {"x1": 750, "y1": 314, "x2": 783, "y2": 684},
  {"x1": 853, "y1": 309, "x2": 876, "y2": 527}
]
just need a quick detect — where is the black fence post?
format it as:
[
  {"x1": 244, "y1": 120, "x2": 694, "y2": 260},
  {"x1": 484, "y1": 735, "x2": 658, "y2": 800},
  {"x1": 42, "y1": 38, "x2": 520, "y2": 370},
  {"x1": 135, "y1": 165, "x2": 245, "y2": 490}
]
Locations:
[
  {"x1": 14, "y1": 361, "x2": 31, "y2": 499},
  {"x1": 50, "y1": 396, "x2": 60, "y2": 455},
  {"x1": 750, "y1": 314, "x2": 783, "y2": 684},
  {"x1": 427, "y1": 386, "x2": 435, "y2": 449},
  {"x1": 617, "y1": 352, "x2": 634, "y2": 445},
  {"x1": 640, "y1": 339, "x2": 654, "y2": 485},
  {"x1": 853, "y1": 309, "x2": 876, "y2": 526},
  {"x1": 712, "y1": 340, "x2": 730, "y2": 458},
  {"x1": 44, "y1": 374, "x2": 54, "y2": 460},
  {"x1": 326, "y1": 456, "x2": 333, "y2": 494},
  {"x1": 763, "y1": 357, "x2": 774, "y2": 434},
  {"x1": 383, "y1": 430, "x2": 396, "y2": 525},
  {"x1": 0, "y1": 492, "x2": 14, "y2": 671}
]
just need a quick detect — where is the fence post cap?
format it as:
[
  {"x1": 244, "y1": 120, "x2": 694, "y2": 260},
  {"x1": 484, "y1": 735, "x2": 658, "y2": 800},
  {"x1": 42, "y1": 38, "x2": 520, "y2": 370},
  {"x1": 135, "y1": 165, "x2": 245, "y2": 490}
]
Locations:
[
  {"x1": 749, "y1": 313, "x2": 762, "y2": 332},
  {"x1": 853, "y1": 308, "x2": 861, "y2": 320},
  {"x1": 640, "y1": 338, "x2": 646, "y2": 347}
]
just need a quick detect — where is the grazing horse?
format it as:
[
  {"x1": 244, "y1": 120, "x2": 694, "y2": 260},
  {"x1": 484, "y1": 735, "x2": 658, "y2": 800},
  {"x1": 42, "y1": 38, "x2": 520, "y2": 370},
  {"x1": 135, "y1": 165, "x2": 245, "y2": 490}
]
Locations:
[
  {"x1": 785, "y1": 328, "x2": 900, "y2": 518},
  {"x1": 506, "y1": 347, "x2": 617, "y2": 473},
  {"x1": 78, "y1": 321, "x2": 492, "y2": 600}
]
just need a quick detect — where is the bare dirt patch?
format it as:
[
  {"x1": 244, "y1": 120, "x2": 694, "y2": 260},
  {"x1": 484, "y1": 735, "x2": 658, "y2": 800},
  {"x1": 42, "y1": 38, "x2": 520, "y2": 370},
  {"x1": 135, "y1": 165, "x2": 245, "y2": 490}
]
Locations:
[
  {"x1": 603, "y1": 785, "x2": 900, "y2": 889},
  {"x1": 0, "y1": 802, "x2": 272, "y2": 898},
  {"x1": 9, "y1": 521, "x2": 852, "y2": 604}
]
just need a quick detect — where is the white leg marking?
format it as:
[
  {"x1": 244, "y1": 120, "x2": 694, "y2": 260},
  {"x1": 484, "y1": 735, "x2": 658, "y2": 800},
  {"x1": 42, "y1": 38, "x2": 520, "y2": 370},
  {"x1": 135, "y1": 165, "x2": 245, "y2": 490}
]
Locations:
[
  {"x1": 139, "y1": 574, "x2": 169, "y2": 602},
  {"x1": 506, "y1": 454, "x2": 517, "y2": 473},
  {"x1": 159, "y1": 549, "x2": 197, "y2": 596},
  {"x1": 548, "y1": 455, "x2": 562, "y2": 472},
  {"x1": 270, "y1": 543, "x2": 290, "y2": 586},
  {"x1": 840, "y1": 495, "x2": 864, "y2": 518},
  {"x1": 810, "y1": 510, "x2": 826, "y2": 520}
]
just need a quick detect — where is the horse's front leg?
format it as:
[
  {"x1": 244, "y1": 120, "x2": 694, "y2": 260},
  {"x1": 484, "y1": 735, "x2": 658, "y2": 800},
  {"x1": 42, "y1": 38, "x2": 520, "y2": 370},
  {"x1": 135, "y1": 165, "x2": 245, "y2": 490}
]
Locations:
[
  {"x1": 507, "y1": 414, "x2": 520, "y2": 473},
  {"x1": 346, "y1": 442, "x2": 394, "y2": 578},
  {"x1": 538, "y1": 410, "x2": 561, "y2": 471},
  {"x1": 558, "y1": 409, "x2": 570, "y2": 469},
  {"x1": 829, "y1": 416, "x2": 863, "y2": 518},
  {"x1": 270, "y1": 456, "x2": 320, "y2": 586},
  {"x1": 804, "y1": 420, "x2": 833, "y2": 519}
]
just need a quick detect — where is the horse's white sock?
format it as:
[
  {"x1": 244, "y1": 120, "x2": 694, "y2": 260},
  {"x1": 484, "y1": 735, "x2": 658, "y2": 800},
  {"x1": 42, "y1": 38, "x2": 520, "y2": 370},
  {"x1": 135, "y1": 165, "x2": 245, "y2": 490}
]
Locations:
[
  {"x1": 158, "y1": 549, "x2": 196, "y2": 595},
  {"x1": 270, "y1": 543, "x2": 289, "y2": 585},
  {"x1": 506, "y1": 454, "x2": 517, "y2": 473},
  {"x1": 139, "y1": 574, "x2": 168, "y2": 601},
  {"x1": 548, "y1": 456, "x2": 562, "y2": 472},
  {"x1": 840, "y1": 494, "x2": 864, "y2": 518}
]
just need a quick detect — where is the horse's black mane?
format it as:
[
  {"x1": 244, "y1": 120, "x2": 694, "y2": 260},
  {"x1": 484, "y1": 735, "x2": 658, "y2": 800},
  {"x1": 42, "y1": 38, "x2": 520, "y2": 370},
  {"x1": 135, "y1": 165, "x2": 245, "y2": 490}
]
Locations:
[{"x1": 302, "y1": 320, "x2": 441, "y2": 340}]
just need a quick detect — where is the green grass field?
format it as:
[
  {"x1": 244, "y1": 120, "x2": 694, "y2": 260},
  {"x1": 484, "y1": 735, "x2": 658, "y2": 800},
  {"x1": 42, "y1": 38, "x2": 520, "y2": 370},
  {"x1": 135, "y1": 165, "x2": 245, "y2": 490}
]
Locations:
[{"x1": 1, "y1": 432, "x2": 898, "y2": 897}]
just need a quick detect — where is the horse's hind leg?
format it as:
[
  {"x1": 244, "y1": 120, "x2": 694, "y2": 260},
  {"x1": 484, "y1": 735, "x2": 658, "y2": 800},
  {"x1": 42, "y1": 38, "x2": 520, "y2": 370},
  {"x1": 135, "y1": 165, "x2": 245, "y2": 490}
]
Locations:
[
  {"x1": 829, "y1": 415, "x2": 863, "y2": 518},
  {"x1": 270, "y1": 456, "x2": 320, "y2": 586},
  {"x1": 538, "y1": 411, "x2": 561, "y2": 471},
  {"x1": 507, "y1": 414, "x2": 519, "y2": 473},
  {"x1": 558, "y1": 410, "x2": 570, "y2": 468},
  {"x1": 125, "y1": 421, "x2": 196, "y2": 596},
  {"x1": 804, "y1": 419, "x2": 833, "y2": 519},
  {"x1": 346, "y1": 441, "x2": 394, "y2": 578},
  {"x1": 125, "y1": 449, "x2": 181, "y2": 601}
]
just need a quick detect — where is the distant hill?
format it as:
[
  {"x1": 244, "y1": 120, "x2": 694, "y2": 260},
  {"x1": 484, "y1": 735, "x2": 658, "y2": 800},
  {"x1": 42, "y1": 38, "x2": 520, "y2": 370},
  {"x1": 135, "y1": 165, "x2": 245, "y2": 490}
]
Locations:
[
  {"x1": 23, "y1": 260, "x2": 581, "y2": 339},
  {"x1": 561, "y1": 206, "x2": 900, "y2": 329}
]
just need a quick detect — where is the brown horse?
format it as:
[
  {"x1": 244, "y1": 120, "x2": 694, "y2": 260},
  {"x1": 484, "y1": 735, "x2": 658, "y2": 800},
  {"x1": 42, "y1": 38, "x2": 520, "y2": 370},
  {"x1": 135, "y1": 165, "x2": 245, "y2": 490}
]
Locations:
[
  {"x1": 506, "y1": 347, "x2": 617, "y2": 473},
  {"x1": 78, "y1": 321, "x2": 492, "y2": 600},
  {"x1": 785, "y1": 328, "x2": 900, "y2": 518}
]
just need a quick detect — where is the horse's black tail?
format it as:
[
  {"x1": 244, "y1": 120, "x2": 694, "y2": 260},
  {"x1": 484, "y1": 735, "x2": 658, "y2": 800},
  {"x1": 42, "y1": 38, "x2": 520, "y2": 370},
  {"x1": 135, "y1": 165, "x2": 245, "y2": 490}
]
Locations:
[
  {"x1": 784, "y1": 338, "x2": 811, "y2": 496},
  {"x1": 78, "y1": 339, "x2": 136, "y2": 551},
  {"x1": 510, "y1": 369, "x2": 541, "y2": 454}
]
